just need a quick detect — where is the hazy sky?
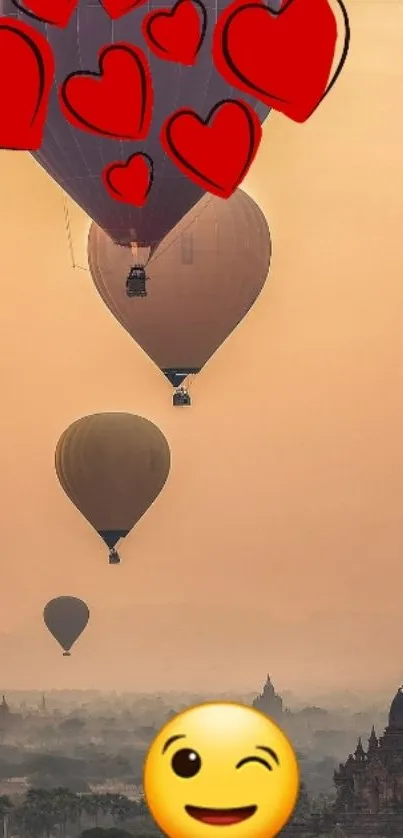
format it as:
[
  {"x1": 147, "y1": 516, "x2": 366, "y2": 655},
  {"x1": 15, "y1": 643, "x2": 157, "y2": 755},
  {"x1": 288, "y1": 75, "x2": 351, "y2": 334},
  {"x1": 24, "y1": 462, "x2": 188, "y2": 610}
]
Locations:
[{"x1": 0, "y1": 0, "x2": 402, "y2": 697}]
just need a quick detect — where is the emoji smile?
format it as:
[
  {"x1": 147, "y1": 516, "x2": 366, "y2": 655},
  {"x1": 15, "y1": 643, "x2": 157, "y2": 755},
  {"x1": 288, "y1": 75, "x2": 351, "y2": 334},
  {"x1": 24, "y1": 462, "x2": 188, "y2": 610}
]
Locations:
[{"x1": 185, "y1": 805, "x2": 257, "y2": 826}]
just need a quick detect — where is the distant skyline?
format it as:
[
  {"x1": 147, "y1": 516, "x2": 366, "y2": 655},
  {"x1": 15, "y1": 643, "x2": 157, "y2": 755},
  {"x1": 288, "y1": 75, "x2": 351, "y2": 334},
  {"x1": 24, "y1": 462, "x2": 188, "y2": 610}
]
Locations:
[
  {"x1": 0, "y1": 668, "x2": 399, "y2": 712},
  {"x1": 0, "y1": 1, "x2": 402, "y2": 695}
]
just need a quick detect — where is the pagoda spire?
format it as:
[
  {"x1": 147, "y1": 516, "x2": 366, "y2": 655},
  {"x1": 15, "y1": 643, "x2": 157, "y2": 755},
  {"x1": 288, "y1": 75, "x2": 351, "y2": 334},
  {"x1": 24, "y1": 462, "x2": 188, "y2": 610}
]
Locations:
[
  {"x1": 368, "y1": 725, "x2": 378, "y2": 752},
  {"x1": 263, "y1": 674, "x2": 275, "y2": 695},
  {"x1": 252, "y1": 672, "x2": 283, "y2": 718},
  {"x1": 355, "y1": 737, "x2": 365, "y2": 761}
]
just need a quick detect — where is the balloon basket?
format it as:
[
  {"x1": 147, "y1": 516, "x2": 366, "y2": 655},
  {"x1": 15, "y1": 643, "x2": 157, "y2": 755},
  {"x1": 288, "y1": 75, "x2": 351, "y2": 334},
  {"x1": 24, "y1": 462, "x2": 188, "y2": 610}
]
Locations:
[
  {"x1": 62, "y1": 652, "x2": 71, "y2": 657},
  {"x1": 173, "y1": 390, "x2": 191, "y2": 407}
]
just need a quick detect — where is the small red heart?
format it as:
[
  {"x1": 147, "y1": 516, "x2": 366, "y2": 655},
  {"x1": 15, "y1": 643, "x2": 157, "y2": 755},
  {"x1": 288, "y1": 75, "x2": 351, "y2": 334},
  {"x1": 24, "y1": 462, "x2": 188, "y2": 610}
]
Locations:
[
  {"x1": 59, "y1": 43, "x2": 153, "y2": 140},
  {"x1": 160, "y1": 98, "x2": 262, "y2": 199},
  {"x1": 100, "y1": 0, "x2": 148, "y2": 20},
  {"x1": 142, "y1": 0, "x2": 207, "y2": 66},
  {"x1": 11, "y1": 0, "x2": 78, "y2": 27},
  {"x1": 0, "y1": 17, "x2": 54, "y2": 150},
  {"x1": 102, "y1": 153, "x2": 154, "y2": 207},
  {"x1": 213, "y1": 0, "x2": 346, "y2": 123}
]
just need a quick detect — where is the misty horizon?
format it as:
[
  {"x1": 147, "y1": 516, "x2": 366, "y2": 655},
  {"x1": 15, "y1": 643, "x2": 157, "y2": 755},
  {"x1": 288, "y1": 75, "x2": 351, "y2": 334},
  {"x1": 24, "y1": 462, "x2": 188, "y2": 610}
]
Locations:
[{"x1": 0, "y1": 600, "x2": 401, "y2": 695}]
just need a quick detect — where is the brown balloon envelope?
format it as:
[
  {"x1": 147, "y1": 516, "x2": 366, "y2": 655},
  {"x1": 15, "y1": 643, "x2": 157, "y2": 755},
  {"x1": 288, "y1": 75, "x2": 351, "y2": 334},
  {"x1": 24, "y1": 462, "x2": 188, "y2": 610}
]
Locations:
[
  {"x1": 55, "y1": 413, "x2": 171, "y2": 562},
  {"x1": 43, "y1": 596, "x2": 90, "y2": 656},
  {"x1": 87, "y1": 189, "x2": 271, "y2": 390}
]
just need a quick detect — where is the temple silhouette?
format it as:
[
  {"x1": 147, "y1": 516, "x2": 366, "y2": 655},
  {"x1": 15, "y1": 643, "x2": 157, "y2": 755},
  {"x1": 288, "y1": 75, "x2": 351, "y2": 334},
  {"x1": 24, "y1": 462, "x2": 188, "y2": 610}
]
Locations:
[
  {"x1": 333, "y1": 685, "x2": 403, "y2": 836},
  {"x1": 252, "y1": 673, "x2": 290, "y2": 720}
]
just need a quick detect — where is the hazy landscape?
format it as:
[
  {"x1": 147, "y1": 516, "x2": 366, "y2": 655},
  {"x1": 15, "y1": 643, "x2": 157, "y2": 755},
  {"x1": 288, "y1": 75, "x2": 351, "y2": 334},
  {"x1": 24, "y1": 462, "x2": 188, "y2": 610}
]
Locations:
[{"x1": 0, "y1": 678, "x2": 396, "y2": 838}]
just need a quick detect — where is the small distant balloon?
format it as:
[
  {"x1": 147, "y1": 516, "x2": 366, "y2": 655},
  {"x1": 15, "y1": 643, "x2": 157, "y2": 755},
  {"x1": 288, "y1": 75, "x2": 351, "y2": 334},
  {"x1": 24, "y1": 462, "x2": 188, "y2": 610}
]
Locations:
[
  {"x1": 54, "y1": 413, "x2": 171, "y2": 563},
  {"x1": 43, "y1": 596, "x2": 90, "y2": 657}
]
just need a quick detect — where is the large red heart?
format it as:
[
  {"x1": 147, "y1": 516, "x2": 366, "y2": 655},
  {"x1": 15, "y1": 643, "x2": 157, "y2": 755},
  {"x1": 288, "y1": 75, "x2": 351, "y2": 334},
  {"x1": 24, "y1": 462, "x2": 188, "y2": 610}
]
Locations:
[
  {"x1": 212, "y1": 0, "x2": 346, "y2": 123},
  {"x1": 100, "y1": 0, "x2": 148, "y2": 20},
  {"x1": 102, "y1": 153, "x2": 154, "y2": 206},
  {"x1": 59, "y1": 43, "x2": 153, "y2": 140},
  {"x1": 142, "y1": 0, "x2": 207, "y2": 66},
  {"x1": 11, "y1": 0, "x2": 78, "y2": 27},
  {"x1": 0, "y1": 18, "x2": 54, "y2": 150},
  {"x1": 160, "y1": 98, "x2": 262, "y2": 198}
]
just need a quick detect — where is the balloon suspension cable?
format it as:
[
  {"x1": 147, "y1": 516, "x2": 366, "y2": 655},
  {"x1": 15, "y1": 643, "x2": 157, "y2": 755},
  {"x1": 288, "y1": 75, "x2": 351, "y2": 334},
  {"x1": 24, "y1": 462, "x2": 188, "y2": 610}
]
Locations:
[
  {"x1": 130, "y1": 242, "x2": 151, "y2": 267},
  {"x1": 62, "y1": 190, "x2": 215, "y2": 272},
  {"x1": 179, "y1": 373, "x2": 196, "y2": 392},
  {"x1": 62, "y1": 191, "x2": 90, "y2": 274}
]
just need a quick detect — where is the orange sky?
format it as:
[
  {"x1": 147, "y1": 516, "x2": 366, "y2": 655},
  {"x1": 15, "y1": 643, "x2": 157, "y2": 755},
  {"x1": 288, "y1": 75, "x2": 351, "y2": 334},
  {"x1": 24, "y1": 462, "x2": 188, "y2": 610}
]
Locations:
[{"x1": 0, "y1": 0, "x2": 402, "y2": 697}]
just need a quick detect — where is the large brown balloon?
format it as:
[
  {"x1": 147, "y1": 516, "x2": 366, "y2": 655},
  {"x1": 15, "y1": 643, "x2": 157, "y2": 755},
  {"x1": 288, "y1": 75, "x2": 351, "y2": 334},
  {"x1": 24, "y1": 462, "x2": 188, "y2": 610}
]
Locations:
[
  {"x1": 55, "y1": 414, "x2": 171, "y2": 563},
  {"x1": 88, "y1": 190, "x2": 271, "y2": 391}
]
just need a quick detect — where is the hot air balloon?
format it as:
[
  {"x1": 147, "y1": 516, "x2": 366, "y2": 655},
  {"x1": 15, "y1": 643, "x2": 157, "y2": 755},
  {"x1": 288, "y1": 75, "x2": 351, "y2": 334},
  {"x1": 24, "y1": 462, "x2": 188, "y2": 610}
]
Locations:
[
  {"x1": 55, "y1": 413, "x2": 171, "y2": 563},
  {"x1": 3, "y1": 0, "x2": 282, "y2": 254},
  {"x1": 88, "y1": 189, "x2": 271, "y2": 404},
  {"x1": 43, "y1": 596, "x2": 90, "y2": 656}
]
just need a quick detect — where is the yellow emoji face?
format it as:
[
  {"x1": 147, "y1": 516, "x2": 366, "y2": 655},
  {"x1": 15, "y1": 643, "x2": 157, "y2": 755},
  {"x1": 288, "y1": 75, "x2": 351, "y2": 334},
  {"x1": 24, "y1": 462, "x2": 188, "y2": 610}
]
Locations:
[{"x1": 143, "y1": 701, "x2": 299, "y2": 838}]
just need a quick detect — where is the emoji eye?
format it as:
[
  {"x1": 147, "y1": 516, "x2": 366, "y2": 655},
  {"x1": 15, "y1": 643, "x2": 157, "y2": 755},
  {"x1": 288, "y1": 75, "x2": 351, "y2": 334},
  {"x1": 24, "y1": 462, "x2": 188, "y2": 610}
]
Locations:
[
  {"x1": 236, "y1": 756, "x2": 275, "y2": 771},
  {"x1": 171, "y1": 748, "x2": 202, "y2": 778}
]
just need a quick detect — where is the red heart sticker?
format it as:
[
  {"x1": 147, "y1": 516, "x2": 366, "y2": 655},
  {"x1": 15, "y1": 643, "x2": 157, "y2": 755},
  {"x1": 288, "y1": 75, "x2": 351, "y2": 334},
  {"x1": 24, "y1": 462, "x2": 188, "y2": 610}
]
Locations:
[
  {"x1": 160, "y1": 99, "x2": 262, "y2": 198},
  {"x1": 0, "y1": 17, "x2": 54, "y2": 150},
  {"x1": 142, "y1": 0, "x2": 207, "y2": 66},
  {"x1": 102, "y1": 153, "x2": 154, "y2": 206},
  {"x1": 59, "y1": 43, "x2": 153, "y2": 140},
  {"x1": 100, "y1": 0, "x2": 148, "y2": 20},
  {"x1": 212, "y1": 0, "x2": 350, "y2": 123},
  {"x1": 11, "y1": 0, "x2": 78, "y2": 27}
]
